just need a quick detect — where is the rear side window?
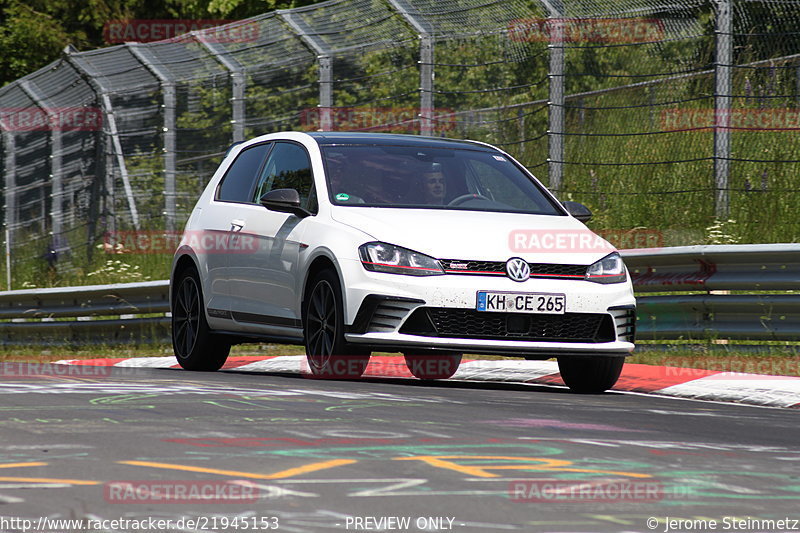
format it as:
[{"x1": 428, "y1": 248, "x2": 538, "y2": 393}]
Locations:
[{"x1": 216, "y1": 143, "x2": 271, "y2": 203}]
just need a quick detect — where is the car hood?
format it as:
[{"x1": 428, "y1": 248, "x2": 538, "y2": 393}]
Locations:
[{"x1": 330, "y1": 207, "x2": 616, "y2": 265}]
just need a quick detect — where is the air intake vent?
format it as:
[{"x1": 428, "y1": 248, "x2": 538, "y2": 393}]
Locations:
[
  {"x1": 610, "y1": 306, "x2": 636, "y2": 343},
  {"x1": 367, "y1": 300, "x2": 418, "y2": 333}
]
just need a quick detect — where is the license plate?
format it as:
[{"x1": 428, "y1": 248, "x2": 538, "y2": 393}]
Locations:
[{"x1": 476, "y1": 291, "x2": 566, "y2": 314}]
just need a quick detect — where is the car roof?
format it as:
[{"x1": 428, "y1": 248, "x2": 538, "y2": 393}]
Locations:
[{"x1": 305, "y1": 132, "x2": 497, "y2": 151}]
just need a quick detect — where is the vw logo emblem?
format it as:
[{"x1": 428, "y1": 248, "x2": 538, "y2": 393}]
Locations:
[{"x1": 506, "y1": 258, "x2": 530, "y2": 282}]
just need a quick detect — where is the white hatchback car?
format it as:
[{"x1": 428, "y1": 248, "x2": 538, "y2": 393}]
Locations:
[{"x1": 170, "y1": 132, "x2": 635, "y2": 392}]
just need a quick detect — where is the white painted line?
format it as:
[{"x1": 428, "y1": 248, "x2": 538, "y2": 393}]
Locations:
[
  {"x1": 455, "y1": 359, "x2": 559, "y2": 382},
  {"x1": 113, "y1": 356, "x2": 177, "y2": 368},
  {"x1": 53, "y1": 359, "x2": 80, "y2": 365},
  {"x1": 659, "y1": 376, "x2": 800, "y2": 408},
  {"x1": 232, "y1": 355, "x2": 306, "y2": 373}
]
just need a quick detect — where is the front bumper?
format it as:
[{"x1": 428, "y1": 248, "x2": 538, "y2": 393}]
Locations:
[
  {"x1": 345, "y1": 330, "x2": 634, "y2": 357},
  {"x1": 339, "y1": 258, "x2": 636, "y2": 357}
]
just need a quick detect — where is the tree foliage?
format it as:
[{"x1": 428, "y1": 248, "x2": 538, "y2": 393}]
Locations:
[{"x1": 0, "y1": 0, "x2": 321, "y2": 86}]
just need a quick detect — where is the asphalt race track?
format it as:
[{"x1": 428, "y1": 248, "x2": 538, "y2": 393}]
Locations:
[{"x1": 1, "y1": 362, "x2": 800, "y2": 533}]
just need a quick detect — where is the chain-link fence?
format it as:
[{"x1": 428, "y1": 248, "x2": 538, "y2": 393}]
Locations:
[{"x1": 1, "y1": 0, "x2": 798, "y2": 288}]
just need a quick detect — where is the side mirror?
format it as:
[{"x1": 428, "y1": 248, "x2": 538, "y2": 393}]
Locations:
[
  {"x1": 562, "y1": 201, "x2": 592, "y2": 222},
  {"x1": 260, "y1": 188, "x2": 311, "y2": 218}
]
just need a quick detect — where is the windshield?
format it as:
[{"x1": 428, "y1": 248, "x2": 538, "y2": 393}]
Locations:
[{"x1": 321, "y1": 144, "x2": 564, "y2": 215}]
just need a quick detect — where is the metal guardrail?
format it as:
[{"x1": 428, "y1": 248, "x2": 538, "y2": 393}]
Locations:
[
  {"x1": 0, "y1": 244, "x2": 797, "y2": 346},
  {"x1": 623, "y1": 244, "x2": 800, "y2": 341},
  {"x1": 0, "y1": 280, "x2": 170, "y2": 346}
]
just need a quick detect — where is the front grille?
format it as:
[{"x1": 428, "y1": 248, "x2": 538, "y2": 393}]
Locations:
[
  {"x1": 441, "y1": 260, "x2": 505, "y2": 274},
  {"x1": 399, "y1": 308, "x2": 615, "y2": 343},
  {"x1": 440, "y1": 259, "x2": 586, "y2": 280}
]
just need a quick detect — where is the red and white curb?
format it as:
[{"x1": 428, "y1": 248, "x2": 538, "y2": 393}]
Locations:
[{"x1": 54, "y1": 355, "x2": 800, "y2": 409}]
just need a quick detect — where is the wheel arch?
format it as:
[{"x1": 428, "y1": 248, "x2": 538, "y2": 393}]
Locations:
[
  {"x1": 301, "y1": 253, "x2": 345, "y2": 318},
  {"x1": 170, "y1": 250, "x2": 200, "y2": 306}
]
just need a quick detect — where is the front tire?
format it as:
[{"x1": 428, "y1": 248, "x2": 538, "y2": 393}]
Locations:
[
  {"x1": 303, "y1": 269, "x2": 370, "y2": 379},
  {"x1": 404, "y1": 352, "x2": 462, "y2": 380},
  {"x1": 557, "y1": 356, "x2": 625, "y2": 393},
  {"x1": 172, "y1": 266, "x2": 230, "y2": 371}
]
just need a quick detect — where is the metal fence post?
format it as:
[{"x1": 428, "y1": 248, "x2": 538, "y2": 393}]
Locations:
[
  {"x1": 387, "y1": 0, "x2": 436, "y2": 136},
  {"x1": 64, "y1": 45, "x2": 137, "y2": 233},
  {"x1": 280, "y1": 11, "x2": 333, "y2": 131},
  {"x1": 714, "y1": 0, "x2": 732, "y2": 218},
  {"x1": 420, "y1": 35, "x2": 434, "y2": 136},
  {"x1": 18, "y1": 80, "x2": 64, "y2": 242},
  {"x1": 2, "y1": 127, "x2": 15, "y2": 290},
  {"x1": 543, "y1": 0, "x2": 565, "y2": 191},
  {"x1": 319, "y1": 56, "x2": 333, "y2": 131},
  {"x1": 796, "y1": 64, "x2": 800, "y2": 107},
  {"x1": 128, "y1": 44, "x2": 177, "y2": 231},
  {"x1": 195, "y1": 35, "x2": 246, "y2": 143}
]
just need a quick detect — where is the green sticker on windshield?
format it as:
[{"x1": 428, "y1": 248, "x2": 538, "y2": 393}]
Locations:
[{"x1": 336, "y1": 193, "x2": 350, "y2": 201}]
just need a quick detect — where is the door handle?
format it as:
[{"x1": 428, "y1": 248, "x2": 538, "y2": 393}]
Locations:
[{"x1": 230, "y1": 219, "x2": 245, "y2": 231}]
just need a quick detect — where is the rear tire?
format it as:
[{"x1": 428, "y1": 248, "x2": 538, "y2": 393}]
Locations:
[
  {"x1": 172, "y1": 266, "x2": 230, "y2": 371},
  {"x1": 557, "y1": 356, "x2": 624, "y2": 393},
  {"x1": 303, "y1": 269, "x2": 370, "y2": 379},
  {"x1": 404, "y1": 352, "x2": 462, "y2": 380}
]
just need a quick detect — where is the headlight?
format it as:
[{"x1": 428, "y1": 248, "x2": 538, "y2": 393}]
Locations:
[
  {"x1": 585, "y1": 252, "x2": 627, "y2": 284},
  {"x1": 359, "y1": 242, "x2": 444, "y2": 276}
]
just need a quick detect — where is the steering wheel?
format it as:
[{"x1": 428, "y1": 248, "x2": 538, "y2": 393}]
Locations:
[{"x1": 447, "y1": 193, "x2": 492, "y2": 207}]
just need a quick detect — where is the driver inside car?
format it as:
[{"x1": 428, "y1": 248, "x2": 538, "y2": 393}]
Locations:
[{"x1": 421, "y1": 162, "x2": 447, "y2": 205}]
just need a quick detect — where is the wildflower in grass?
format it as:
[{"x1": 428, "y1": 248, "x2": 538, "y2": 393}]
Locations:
[{"x1": 706, "y1": 218, "x2": 740, "y2": 244}]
